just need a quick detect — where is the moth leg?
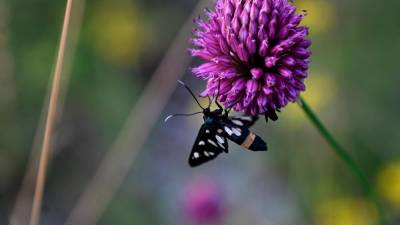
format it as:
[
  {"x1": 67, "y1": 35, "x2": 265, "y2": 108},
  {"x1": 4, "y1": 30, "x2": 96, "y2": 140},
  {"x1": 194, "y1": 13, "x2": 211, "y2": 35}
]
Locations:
[{"x1": 215, "y1": 100, "x2": 224, "y2": 111}]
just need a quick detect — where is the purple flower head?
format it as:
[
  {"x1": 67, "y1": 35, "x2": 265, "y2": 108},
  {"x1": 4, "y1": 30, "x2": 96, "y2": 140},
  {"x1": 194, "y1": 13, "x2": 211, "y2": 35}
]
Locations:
[
  {"x1": 182, "y1": 177, "x2": 225, "y2": 224},
  {"x1": 191, "y1": 0, "x2": 311, "y2": 116}
]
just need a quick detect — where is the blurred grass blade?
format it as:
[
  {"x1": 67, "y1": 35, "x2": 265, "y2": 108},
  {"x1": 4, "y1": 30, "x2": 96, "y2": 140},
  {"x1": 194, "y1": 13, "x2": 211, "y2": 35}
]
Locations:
[
  {"x1": 298, "y1": 96, "x2": 388, "y2": 225},
  {"x1": 63, "y1": 1, "x2": 212, "y2": 225}
]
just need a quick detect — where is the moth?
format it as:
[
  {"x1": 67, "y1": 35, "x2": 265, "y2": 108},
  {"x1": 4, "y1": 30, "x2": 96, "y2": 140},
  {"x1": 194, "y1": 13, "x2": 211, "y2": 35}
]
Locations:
[
  {"x1": 264, "y1": 108, "x2": 279, "y2": 123},
  {"x1": 165, "y1": 80, "x2": 267, "y2": 167}
]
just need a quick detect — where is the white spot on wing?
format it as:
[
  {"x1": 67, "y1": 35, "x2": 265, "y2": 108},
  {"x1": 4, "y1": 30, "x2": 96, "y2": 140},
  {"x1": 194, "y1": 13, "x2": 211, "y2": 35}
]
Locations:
[
  {"x1": 240, "y1": 116, "x2": 252, "y2": 121},
  {"x1": 232, "y1": 119, "x2": 244, "y2": 126},
  {"x1": 204, "y1": 151, "x2": 209, "y2": 157},
  {"x1": 193, "y1": 152, "x2": 200, "y2": 158},
  {"x1": 205, "y1": 129, "x2": 210, "y2": 133},
  {"x1": 216, "y1": 135, "x2": 224, "y2": 144},
  {"x1": 218, "y1": 142, "x2": 225, "y2": 149},
  {"x1": 217, "y1": 129, "x2": 223, "y2": 133},
  {"x1": 209, "y1": 152, "x2": 215, "y2": 156},
  {"x1": 198, "y1": 141, "x2": 205, "y2": 146},
  {"x1": 207, "y1": 139, "x2": 218, "y2": 147},
  {"x1": 232, "y1": 127, "x2": 242, "y2": 136},
  {"x1": 224, "y1": 126, "x2": 233, "y2": 135}
]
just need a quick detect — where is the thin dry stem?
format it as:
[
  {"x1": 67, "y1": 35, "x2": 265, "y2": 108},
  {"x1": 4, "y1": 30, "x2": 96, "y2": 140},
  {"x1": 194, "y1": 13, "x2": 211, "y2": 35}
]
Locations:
[
  {"x1": 63, "y1": 1, "x2": 211, "y2": 225},
  {"x1": 29, "y1": 1, "x2": 73, "y2": 225},
  {"x1": 9, "y1": 1, "x2": 86, "y2": 224}
]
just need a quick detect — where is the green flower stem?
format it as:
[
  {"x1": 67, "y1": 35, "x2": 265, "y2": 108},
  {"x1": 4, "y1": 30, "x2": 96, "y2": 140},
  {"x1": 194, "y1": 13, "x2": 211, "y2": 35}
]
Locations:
[{"x1": 298, "y1": 96, "x2": 387, "y2": 225}]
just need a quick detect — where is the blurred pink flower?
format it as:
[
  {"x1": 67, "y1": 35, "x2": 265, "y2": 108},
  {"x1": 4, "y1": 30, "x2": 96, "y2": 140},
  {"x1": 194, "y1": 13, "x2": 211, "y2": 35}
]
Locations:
[{"x1": 182, "y1": 177, "x2": 225, "y2": 224}]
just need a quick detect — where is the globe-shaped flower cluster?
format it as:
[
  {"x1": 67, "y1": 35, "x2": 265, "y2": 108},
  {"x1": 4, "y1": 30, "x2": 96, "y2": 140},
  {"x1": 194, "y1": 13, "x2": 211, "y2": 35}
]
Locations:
[{"x1": 191, "y1": 0, "x2": 311, "y2": 117}]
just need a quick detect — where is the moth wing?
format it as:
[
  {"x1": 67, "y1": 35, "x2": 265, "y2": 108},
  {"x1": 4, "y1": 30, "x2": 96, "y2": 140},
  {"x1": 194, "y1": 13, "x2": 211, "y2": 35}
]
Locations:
[
  {"x1": 188, "y1": 124, "x2": 228, "y2": 167},
  {"x1": 228, "y1": 115, "x2": 258, "y2": 128},
  {"x1": 264, "y1": 110, "x2": 279, "y2": 122},
  {"x1": 221, "y1": 121, "x2": 267, "y2": 151}
]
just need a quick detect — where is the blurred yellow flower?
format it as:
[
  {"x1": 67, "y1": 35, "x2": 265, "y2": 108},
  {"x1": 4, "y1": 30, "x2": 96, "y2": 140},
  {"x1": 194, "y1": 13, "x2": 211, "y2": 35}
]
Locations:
[
  {"x1": 377, "y1": 161, "x2": 400, "y2": 210},
  {"x1": 314, "y1": 198, "x2": 378, "y2": 225},
  {"x1": 88, "y1": 1, "x2": 149, "y2": 65},
  {"x1": 295, "y1": 0, "x2": 335, "y2": 34},
  {"x1": 283, "y1": 71, "x2": 337, "y2": 122}
]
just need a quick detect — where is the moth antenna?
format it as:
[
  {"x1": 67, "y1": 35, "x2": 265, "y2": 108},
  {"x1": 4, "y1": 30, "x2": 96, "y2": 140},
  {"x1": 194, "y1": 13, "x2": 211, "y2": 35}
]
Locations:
[
  {"x1": 177, "y1": 80, "x2": 205, "y2": 110},
  {"x1": 164, "y1": 111, "x2": 203, "y2": 123},
  {"x1": 215, "y1": 79, "x2": 221, "y2": 100},
  {"x1": 209, "y1": 79, "x2": 221, "y2": 110},
  {"x1": 164, "y1": 115, "x2": 174, "y2": 123},
  {"x1": 210, "y1": 79, "x2": 221, "y2": 105},
  {"x1": 214, "y1": 79, "x2": 224, "y2": 110},
  {"x1": 207, "y1": 95, "x2": 212, "y2": 108},
  {"x1": 225, "y1": 98, "x2": 242, "y2": 113}
]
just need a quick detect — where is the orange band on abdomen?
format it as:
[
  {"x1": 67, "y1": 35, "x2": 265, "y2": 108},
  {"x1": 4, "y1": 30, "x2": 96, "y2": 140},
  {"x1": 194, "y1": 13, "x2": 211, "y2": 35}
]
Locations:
[{"x1": 241, "y1": 132, "x2": 256, "y2": 149}]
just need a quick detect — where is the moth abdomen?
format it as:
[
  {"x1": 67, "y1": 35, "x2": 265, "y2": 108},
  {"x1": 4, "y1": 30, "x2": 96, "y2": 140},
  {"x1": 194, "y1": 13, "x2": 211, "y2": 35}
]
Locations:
[{"x1": 240, "y1": 132, "x2": 267, "y2": 152}]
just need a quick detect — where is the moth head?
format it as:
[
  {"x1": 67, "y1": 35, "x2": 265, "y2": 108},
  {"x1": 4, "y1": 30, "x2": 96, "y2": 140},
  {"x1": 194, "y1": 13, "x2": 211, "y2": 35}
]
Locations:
[{"x1": 213, "y1": 108, "x2": 223, "y2": 115}]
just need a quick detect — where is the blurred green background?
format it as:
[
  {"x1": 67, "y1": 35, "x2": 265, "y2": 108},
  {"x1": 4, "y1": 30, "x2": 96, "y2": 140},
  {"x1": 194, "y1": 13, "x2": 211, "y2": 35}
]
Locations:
[{"x1": 0, "y1": 0, "x2": 400, "y2": 224}]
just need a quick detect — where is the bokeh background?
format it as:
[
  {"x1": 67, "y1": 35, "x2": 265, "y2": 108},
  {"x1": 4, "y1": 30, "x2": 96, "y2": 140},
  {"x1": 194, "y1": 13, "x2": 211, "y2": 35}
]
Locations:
[{"x1": 1, "y1": 0, "x2": 400, "y2": 225}]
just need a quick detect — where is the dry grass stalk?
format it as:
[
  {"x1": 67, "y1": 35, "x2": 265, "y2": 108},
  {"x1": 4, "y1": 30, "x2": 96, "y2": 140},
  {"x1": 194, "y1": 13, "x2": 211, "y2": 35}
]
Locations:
[
  {"x1": 28, "y1": 1, "x2": 74, "y2": 225},
  {"x1": 9, "y1": 1, "x2": 86, "y2": 223}
]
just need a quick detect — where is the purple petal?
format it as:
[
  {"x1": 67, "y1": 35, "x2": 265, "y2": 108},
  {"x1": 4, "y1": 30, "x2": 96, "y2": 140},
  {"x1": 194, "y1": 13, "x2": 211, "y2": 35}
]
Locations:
[
  {"x1": 264, "y1": 73, "x2": 277, "y2": 87},
  {"x1": 246, "y1": 79, "x2": 259, "y2": 93},
  {"x1": 265, "y1": 56, "x2": 278, "y2": 68},
  {"x1": 278, "y1": 67, "x2": 293, "y2": 78},
  {"x1": 251, "y1": 68, "x2": 264, "y2": 80}
]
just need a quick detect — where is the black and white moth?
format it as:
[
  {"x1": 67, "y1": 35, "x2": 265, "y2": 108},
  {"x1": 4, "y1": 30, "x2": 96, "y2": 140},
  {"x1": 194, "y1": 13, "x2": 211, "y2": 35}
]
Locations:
[{"x1": 166, "y1": 80, "x2": 267, "y2": 167}]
